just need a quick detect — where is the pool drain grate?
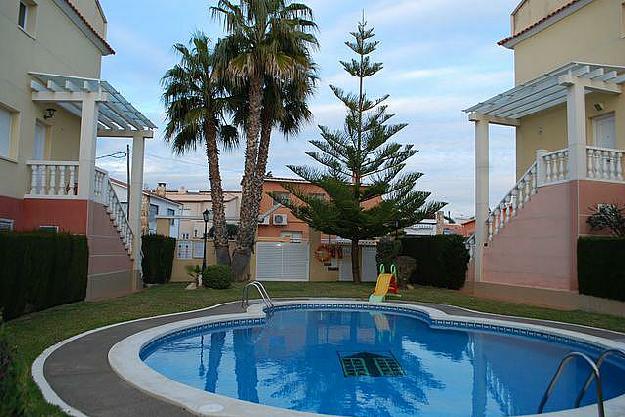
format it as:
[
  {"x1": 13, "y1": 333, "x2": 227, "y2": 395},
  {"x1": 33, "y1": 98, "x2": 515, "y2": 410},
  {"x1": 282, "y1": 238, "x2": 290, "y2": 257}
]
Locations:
[{"x1": 339, "y1": 351, "x2": 405, "y2": 377}]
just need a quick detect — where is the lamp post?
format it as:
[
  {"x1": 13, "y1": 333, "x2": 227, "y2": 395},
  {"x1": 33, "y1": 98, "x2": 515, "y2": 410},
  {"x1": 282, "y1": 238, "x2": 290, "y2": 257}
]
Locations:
[{"x1": 202, "y1": 208, "x2": 212, "y2": 275}]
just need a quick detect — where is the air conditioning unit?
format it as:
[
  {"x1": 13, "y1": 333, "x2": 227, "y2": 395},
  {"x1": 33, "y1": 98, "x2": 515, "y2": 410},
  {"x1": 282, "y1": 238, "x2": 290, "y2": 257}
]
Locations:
[
  {"x1": 273, "y1": 214, "x2": 288, "y2": 226},
  {"x1": 39, "y1": 225, "x2": 59, "y2": 233},
  {"x1": 258, "y1": 215, "x2": 270, "y2": 225}
]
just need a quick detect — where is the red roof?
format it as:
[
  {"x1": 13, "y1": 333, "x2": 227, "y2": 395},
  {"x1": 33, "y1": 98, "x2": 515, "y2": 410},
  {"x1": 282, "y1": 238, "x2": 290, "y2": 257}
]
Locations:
[
  {"x1": 64, "y1": 0, "x2": 115, "y2": 55},
  {"x1": 498, "y1": 0, "x2": 584, "y2": 46}
]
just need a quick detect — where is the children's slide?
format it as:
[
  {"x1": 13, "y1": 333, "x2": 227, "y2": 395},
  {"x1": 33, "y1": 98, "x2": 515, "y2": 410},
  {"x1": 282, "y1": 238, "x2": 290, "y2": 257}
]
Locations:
[{"x1": 369, "y1": 265, "x2": 400, "y2": 303}]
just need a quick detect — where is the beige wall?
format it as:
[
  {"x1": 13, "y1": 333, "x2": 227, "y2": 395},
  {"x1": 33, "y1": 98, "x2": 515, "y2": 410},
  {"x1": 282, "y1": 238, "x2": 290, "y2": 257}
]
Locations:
[
  {"x1": 0, "y1": 0, "x2": 103, "y2": 199},
  {"x1": 70, "y1": 0, "x2": 107, "y2": 38},
  {"x1": 512, "y1": 0, "x2": 576, "y2": 35},
  {"x1": 514, "y1": 0, "x2": 625, "y2": 83}
]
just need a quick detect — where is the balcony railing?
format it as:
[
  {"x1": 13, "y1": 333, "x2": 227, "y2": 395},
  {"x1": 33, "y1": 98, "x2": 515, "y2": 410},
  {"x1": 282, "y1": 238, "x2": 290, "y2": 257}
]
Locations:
[
  {"x1": 586, "y1": 146, "x2": 624, "y2": 181},
  {"x1": 26, "y1": 160, "x2": 79, "y2": 197}
]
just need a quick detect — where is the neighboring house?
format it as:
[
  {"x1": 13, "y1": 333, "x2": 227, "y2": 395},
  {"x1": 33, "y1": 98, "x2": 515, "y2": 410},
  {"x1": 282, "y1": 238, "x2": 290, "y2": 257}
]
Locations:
[
  {"x1": 162, "y1": 184, "x2": 241, "y2": 239},
  {"x1": 0, "y1": 1, "x2": 155, "y2": 300},
  {"x1": 465, "y1": 0, "x2": 625, "y2": 305},
  {"x1": 110, "y1": 179, "x2": 182, "y2": 238},
  {"x1": 404, "y1": 212, "x2": 472, "y2": 236}
]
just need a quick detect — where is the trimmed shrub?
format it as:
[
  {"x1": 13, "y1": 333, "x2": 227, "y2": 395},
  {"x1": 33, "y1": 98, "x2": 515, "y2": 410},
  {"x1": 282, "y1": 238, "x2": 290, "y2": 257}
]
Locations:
[
  {"x1": 141, "y1": 234, "x2": 175, "y2": 284},
  {"x1": 203, "y1": 264, "x2": 232, "y2": 290},
  {"x1": 0, "y1": 326, "x2": 25, "y2": 417},
  {"x1": 578, "y1": 237, "x2": 625, "y2": 302},
  {"x1": 399, "y1": 235, "x2": 470, "y2": 290},
  {"x1": 0, "y1": 232, "x2": 88, "y2": 321},
  {"x1": 375, "y1": 237, "x2": 402, "y2": 272}
]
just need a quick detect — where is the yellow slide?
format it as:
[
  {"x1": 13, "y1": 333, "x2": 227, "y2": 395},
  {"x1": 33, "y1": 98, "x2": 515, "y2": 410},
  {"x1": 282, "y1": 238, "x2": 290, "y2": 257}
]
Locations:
[{"x1": 369, "y1": 273, "x2": 394, "y2": 303}]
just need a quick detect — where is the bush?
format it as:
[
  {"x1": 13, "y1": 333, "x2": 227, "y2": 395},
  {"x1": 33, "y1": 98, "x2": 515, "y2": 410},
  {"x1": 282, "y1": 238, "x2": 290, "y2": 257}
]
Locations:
[
  {"x1": 399, "y1": 235, "x2": 469, "y2": 290},
  {"x1": 203, "y1": 264, "x2": 232, "y2": 290},
  {"x1": 0, "y1": 232, "x2": 88, "y2": 321},
  {"x1": 0, "y1": 327, "x2": 25, "y2": 417},
  {"x1": 375, "y1": 237, "x2": 402, "y2": 271},
  {"x1": 208, "y1": 224, "x2": 238, "y2": 240},
  {"x1": 141, "y1": 234, "x2": 175, "y2": 284},
  {"x1": 578, "y1": 237, "x2": 625, "y2": 301}
]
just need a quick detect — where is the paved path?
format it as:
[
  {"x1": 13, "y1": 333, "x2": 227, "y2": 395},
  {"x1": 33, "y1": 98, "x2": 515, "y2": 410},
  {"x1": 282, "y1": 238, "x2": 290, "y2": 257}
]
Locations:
[{"x1": 42, "y1": 300, "x2": 625, "y2": 417}]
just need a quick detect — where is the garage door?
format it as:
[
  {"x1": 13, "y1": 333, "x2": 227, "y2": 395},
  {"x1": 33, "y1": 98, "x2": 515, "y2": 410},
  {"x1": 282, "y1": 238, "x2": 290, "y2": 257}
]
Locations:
[
  {"x1": 255, "y1": 242, "x2": 310, "y2": 281},
  {"x1": 339, "y1": 245, "x2": 377, "y2": 282}
]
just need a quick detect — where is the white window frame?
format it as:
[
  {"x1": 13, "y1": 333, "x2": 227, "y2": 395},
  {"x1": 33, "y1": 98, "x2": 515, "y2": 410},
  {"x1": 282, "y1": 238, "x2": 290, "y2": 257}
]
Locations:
[
  {"x1": 193, "y1": 241, "x2": 205, "y2": 259},
  {"x1": 621, "y1": 1, "x2": 625, "y2": 38},
  {"x1": 0, "y1": 218, "x2": 14, "y2": 232},
  {"x1": 17, "y1": 0, "x2": 37, "y2": 37},
  {"x1": 0, "y1": 104, "x2": 18, "y2": 161},
  {"x1": 176, "y1": 240, "x2": 192, "y2": 260}
]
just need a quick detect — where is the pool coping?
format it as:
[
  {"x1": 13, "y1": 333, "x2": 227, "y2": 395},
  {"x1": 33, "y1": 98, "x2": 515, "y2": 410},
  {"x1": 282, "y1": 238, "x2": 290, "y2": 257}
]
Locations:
[{"x1": 108, "y1": 300, "x2": 625, "y2": 417}]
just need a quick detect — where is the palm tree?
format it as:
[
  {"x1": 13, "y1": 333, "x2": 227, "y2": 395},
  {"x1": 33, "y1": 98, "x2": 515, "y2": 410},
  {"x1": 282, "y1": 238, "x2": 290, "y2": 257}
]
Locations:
[
  {"x1": 212, "y1": 0, "x2": 318, "y2": 280},
  {"x1": 162, "y1": 33, "x2": 239, "y2": 265}
]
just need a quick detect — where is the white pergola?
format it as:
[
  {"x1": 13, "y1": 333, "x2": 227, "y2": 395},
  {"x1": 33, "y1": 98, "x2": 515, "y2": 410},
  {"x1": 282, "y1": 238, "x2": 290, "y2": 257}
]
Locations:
[
  {"x1": 463, "y1": 62, "x2": 625, "y2": 281},
  {"x1": 30, "y1": 72, "x2": 157, "y2": 271}
]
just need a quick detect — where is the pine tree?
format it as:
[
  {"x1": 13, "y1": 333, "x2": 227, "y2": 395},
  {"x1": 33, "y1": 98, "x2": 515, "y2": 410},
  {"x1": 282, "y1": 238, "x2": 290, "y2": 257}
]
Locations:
[{"x1": 276, "y1": 16, "x2": 445, "y2": 283}]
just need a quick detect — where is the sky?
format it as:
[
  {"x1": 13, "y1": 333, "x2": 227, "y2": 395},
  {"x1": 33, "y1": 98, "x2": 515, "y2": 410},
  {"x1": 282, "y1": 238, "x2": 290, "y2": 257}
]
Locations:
[{"x1": 97, "y1": 0, "x2": 521, "y2": 218}]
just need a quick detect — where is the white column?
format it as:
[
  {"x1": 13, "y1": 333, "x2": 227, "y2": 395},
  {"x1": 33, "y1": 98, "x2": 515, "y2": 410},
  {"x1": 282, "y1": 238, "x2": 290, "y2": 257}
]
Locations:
[
  {"x1": 566, "y1": 82, "x2": 587, "y2": 180},
  {"x1": 77, "y1": 93, "x2": 99, "y2": 199},
  {"x1": 474, "y1": 118, "x2": 489, "y2": 282},
  {"x1": 536, "y1": 149, "x2": 547, "y2": 186},
  {"x1": 129, "y1": 134, "x2": 146, "y2": 274}
]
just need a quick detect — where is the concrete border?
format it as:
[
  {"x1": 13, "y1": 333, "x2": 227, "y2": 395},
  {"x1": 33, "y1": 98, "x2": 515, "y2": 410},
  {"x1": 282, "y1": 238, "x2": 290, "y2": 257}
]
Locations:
[{"x1": 110, "y1": 300, "x2": 625, "y2": 417}]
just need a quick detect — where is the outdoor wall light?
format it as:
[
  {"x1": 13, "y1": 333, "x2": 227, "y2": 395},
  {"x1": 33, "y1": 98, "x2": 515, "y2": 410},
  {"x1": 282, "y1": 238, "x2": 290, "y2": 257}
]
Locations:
[{"x1": 43, "y1": 108, "x2": 56, "y2": 119}]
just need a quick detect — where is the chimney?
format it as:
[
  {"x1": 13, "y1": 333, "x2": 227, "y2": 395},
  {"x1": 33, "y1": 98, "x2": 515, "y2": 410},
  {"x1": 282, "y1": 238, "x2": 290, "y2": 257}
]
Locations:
[
  {"x1": 178, "y1": 185, "x2": 186, "y2": 194},
  {"x1": 155, "y1": 182, "x2": 167, "y2": 197},
  {"x1": 435, "y1": 211, "x2": 445, "y2": 235}
]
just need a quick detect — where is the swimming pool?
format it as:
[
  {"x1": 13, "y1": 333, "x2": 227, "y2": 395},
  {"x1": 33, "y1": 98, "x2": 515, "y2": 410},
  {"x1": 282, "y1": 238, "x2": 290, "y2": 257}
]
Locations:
[{"x1": 110, "y1": 302, "x2": 625, "y2": 417}]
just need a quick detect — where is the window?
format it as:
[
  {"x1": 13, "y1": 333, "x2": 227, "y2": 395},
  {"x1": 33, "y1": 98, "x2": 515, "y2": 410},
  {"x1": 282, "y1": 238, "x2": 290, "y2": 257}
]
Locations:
[
  {"x1": 18, "y1": 2, "x2": 27, "y2": 29},
  {"x1": 193, "y1": 241, "x2": 205, "y2": 259},
  {"x1": 272, "y1": 192, "x2": 290, "y2": 205},
  {"x1": 177, "y1": 241, "x2": 192, "y2": 259},
  {"x1": 309, "y1": 192, "x2": 326, "y2": 200},
  {"x1": 17, "y1": 1, "x2": 37, "y2": 36},
  {"x1": 622, "y1": 2, "x2": 625, "y2": 37},
  {"x1": 0, "y1": 107, "x2": 14, "y2": 158},
  {"x1": 167, "y1": 208, "x2": 175, "y2": 226},
  {"x1": 0, "y1": 219, "x2": 14, "y2": 232},
  {"x1": 39, "y1": 225, "x2": 59, "y2": 233},
  {"x1": 149, "y1": 204, "x2": 159, "y2": 224},
  {"x1": 280, "y1": 231, "x2": 303, "y2": 243}
]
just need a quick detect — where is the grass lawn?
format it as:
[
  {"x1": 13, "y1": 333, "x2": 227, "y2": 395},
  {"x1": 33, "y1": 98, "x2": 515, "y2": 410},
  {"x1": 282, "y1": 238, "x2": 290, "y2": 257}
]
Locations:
[{"x1": 5, "y1": 282, "x2": 625, "y2": 416}]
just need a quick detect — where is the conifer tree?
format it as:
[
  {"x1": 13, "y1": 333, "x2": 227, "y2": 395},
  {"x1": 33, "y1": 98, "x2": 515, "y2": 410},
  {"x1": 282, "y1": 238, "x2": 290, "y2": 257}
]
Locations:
[{"x1": 276, "y1": 17, "x2": 445, "y2": 282}]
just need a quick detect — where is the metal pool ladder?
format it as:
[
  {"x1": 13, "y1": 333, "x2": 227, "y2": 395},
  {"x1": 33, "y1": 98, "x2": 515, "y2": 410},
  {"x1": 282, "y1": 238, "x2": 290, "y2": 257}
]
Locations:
[
  {"x1": 537, "y1": 351, "x2": 605, "y2": 417},
  {"x1": 575, "y1": 349, "x2": 625, "y2": 408},
  {"x1": 241, "y1": 281, "x2": 274, "y2": 309}
]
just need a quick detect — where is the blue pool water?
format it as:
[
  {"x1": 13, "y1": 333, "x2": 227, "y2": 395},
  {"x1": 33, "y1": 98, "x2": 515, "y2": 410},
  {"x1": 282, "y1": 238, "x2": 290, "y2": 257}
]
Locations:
[{"x1": 142, "y1": 307, "x2": 625, "y2": 417}]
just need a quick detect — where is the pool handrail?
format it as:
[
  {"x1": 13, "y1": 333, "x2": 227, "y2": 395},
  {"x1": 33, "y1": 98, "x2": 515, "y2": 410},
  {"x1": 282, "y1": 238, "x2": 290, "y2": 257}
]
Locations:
[
  {"x1": 241, "y1": 281, "x2": 274, "y2": 310},
  {"x1": 574, "y1": 349, "x2": 625, "y2": 408},
  {"x1": 537, "y1": 351, "x2": 605, "y2": 416}
]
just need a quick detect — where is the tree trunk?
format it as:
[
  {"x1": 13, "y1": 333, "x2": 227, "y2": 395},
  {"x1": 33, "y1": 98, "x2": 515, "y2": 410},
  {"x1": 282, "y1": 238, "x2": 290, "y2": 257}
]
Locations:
[
  {"x1": 205, "y1": 122, "x2": 231, "y2": 266},
  {"x1": 248, "y1": 111, "x2": 272, "y2": 232},
  {"x1": 232, "y1": 75, "x2": 263, "y2": 281},
  {"x1": 351, "y1": 239, "x2": 361, "y2": 283}
]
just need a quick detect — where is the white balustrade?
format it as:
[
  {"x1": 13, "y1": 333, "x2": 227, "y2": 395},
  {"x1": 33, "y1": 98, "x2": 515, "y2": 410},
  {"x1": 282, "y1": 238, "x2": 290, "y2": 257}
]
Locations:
[
  {"x1": 586, "y1": 147, "x2": 624, "y2": 181},
  {"x1": 101, "y1": 176, "x2": 134, "y2": 255},
  {"x1": 486, "y1": 162, "x2": 538, "y2": 241},
  {"x1": 27, "y1": 161, "x2": 80, "y2": 197},
  {"x1": 541, "y1": 149, "x2": 569, "y2": 184}
]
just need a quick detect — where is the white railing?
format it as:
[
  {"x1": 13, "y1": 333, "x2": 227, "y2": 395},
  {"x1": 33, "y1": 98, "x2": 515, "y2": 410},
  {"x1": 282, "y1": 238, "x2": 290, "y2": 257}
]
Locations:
[
  {"x1": 487, "y1": 162, "x2": 538, "y2": 241},
  {"x1": 103, "y1": 178, "x2": 133, "y2": 254},
  {"x1": 26, "y1": 160, "x2": 79, "y2": 197},
  {"x1": 465, "y1": 234, "x2": 476, "y2": 259},
  {"x1": 586, "y1": 147, "x2": 624, "y2": 181},
  {"x1": 540, "y1": 149, "x2": 569, "y2": 184}
]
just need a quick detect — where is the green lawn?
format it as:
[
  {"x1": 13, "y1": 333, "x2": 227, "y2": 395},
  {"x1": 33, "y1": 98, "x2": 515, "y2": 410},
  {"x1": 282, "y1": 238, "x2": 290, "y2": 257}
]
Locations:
[{"x1": 5, "y1": 282, "x2": 625, "y2": 416}]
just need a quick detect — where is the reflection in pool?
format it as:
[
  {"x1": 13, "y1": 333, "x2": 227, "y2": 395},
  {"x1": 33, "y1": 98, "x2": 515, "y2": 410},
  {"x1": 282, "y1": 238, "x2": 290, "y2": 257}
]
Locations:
[{"x1": 142, "y1": 308, "x2": 625, "y2": 417}]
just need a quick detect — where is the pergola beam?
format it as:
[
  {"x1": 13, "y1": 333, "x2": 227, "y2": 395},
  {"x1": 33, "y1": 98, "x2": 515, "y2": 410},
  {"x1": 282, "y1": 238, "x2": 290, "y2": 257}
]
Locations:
[
  {"x1": 468, "y1": 112, "x2": 520, "y2": 127},
  {"x1": 97, "y1": 129, "x2": 154, "y2": 138}
]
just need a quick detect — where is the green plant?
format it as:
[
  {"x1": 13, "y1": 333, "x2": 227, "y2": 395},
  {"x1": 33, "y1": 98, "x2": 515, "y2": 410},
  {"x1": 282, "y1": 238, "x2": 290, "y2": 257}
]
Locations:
[
  {"x1": 202, "y1": 264, "x2": 233, "y2": 290},
  {"x1": 578, "y1": 237, "x2": 625, "y2": 301},
  {"x1": 185, "y1": 265, "x2": 203, "y2": 287},
  {"x1": 212, "y1": 0, "x2": 318, "y2": 280},
  {"x1": 0, "y1": 326, "x2": 25, "y2": 417},
  {"x1": 400, "y1": 235, "x2": 469, "y2": 290},
  {"x1": 141, "y1": 234, "x2": 175, "y2": 284},
  {"x1": 163, "y1": 33, "x2": 240, "y2": 266},
  {"x1": 209, "y1": 223, "x2": 238, "y2": 240},
  {"x1": 587, "y1": 203, "x2": 625, "y2": 237},
  {"x1": 275, "y1": 17, "x2": 445, "y2": 283},
  {"x1": 0, "y1": 232, "x2": 88, "y2": 321},
  {"x1": 376, "y1": 237, "x2": 402, "y2": 271}
]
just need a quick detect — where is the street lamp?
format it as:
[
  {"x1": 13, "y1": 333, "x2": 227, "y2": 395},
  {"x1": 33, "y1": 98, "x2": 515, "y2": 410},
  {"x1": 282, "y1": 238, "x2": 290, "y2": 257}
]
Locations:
[{"x1": 202, "y1": 208, "x2": 212, "y2": 275}]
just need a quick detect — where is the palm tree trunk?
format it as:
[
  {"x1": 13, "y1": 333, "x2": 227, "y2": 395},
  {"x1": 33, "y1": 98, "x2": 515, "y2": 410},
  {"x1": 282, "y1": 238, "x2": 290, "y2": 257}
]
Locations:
[
  {"x1": 351, "y1": 239, "x2": 361, "y2": 283},
  {"x1": 232, "y1": 75, "x2": 263, "y2": 281},
  {"x1": 205, "y1": 122, "x2": 231, "y2": 266},
  {"x1": 248, "y1": 110, "x2": 272, "y2": 233}
]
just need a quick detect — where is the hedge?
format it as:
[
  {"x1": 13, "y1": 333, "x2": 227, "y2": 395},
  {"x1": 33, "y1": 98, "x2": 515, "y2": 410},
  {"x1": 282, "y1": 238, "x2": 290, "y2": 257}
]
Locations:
[
  {"x1": 141, "y1": 234, "x2": 175, "y2": 284},
  {"x1": 578, "y1": 237, "x2": 625, "y2": 302},
  {"x1": 0, "y1": 232, "x2": 88, "y2": 321},
  {"x1": 0, "y1": 326, "x2": 25, "y2": 416},
  {"x1": 399, "y1": 235, "x2": 470, "y2": 290},
  {"x1": 202, "y1": 264, "x2": 232, "y2": 290}
]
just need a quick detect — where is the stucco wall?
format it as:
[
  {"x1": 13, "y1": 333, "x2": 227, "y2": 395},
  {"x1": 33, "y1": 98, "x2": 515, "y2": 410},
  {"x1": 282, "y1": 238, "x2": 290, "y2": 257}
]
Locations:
[
  {"x1": 513, "y1": 0, "x2": 625, "y2": 83},
  {"x1": 0, "y1": 0, "x2": 103, "y2": 200},
  {"x1": 512, "y1": 0, "x2": 574, "y2": 35},
  {"x1": 482, "y1": 182, "x2": 576, "y2": 291}
]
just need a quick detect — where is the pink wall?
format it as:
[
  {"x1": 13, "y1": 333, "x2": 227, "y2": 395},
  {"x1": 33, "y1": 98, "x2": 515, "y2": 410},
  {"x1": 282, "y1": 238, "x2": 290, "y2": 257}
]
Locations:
[
  {"x1": 86, "y1": 201, "x2": 132, "y2": 276},
  {"x1": 576, "y1": 180, "x2": 625, "y2": 235},
  {"x1": 482, "y1": 182, "x2": 577, "y2": 291}
]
